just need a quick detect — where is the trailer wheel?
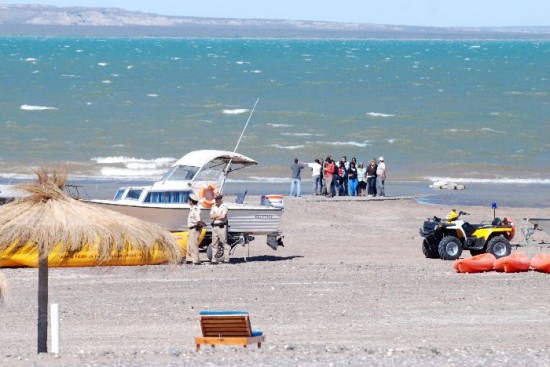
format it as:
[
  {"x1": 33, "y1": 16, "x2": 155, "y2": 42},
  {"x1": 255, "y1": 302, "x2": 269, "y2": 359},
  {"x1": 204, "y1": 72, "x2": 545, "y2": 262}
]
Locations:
[
  {"x1": 206, "y1": 243, "x2": 224, "y2": 262},
  {"x1": 438, "y1": 236, "x2": 463, "y2": 260},
  {"x1": 422, "y1": 239, "x2": 439, "y2": 259},
  {"x1": 486, "y1": 236, "x2": 511, "y2": 259}
]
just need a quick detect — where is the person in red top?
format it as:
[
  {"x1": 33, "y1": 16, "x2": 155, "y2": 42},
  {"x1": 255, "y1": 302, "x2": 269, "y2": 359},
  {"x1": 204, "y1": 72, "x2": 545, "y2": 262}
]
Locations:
[{"x1": 323, "y1": 157, "x2": 335, "y2": 197}]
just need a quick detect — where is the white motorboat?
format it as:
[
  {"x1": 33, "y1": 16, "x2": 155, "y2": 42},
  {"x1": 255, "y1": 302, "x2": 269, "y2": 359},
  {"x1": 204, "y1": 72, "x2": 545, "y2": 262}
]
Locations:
[{"x1": 86, "y1": 150, "x2": 284, "y2": 258}]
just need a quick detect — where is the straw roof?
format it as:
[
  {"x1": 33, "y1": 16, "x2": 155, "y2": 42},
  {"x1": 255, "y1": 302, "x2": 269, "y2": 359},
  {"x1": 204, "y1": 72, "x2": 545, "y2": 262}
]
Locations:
[{"x1": 0, "y1": 168, "x2": 182, "y2": 265}]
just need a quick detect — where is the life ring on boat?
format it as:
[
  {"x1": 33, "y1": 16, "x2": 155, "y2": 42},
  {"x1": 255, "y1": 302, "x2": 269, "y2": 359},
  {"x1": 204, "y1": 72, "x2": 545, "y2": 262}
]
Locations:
[{"x1": 198, "y1": 184, "x2": 218, "y2": 208}]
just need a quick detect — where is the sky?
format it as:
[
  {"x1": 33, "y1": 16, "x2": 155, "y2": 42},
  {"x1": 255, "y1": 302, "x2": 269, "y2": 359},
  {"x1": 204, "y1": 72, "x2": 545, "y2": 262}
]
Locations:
[{"x1": 3, "y1": 1, "x2": 550, "y2": 27}]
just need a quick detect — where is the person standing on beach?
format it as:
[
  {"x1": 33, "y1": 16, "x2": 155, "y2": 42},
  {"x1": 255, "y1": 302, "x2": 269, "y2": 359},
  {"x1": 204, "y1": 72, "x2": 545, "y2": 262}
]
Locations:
[
  {"x1": 308, "y1": 158, "x2": 323, "y2": 195},
  {"x1": 290, "y1": 158, "x2": 307, "y2": 197},
  {"x1": 366, "y1": 159, "x2": 377, "y2": 197},
  {"x1": 376, "y1": 157, "x2": 387, "y2": 197},
  {"x1": 357, "y1": 162, "x2": 367, "y2": 196},
  {"x1": 340, "y1": 156, "x2": 349, "y2": 196},
  {"x1": 209, "y1": 194, "x2": 230, "y2": 264},
  {"x1": 323, "y1": 157, "x2": 335, "y2": 197},
  {"x1": 186, "y1": 194, "x2": 205, "y2": 265},
  {"x1": 347, "y1": 161, "x2": 359, "y2": 196}
]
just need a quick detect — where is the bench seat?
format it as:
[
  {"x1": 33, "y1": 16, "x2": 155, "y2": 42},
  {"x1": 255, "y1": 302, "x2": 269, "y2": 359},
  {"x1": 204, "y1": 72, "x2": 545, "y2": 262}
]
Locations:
[{"x1": 195, "y1": 310, "x2": 265, "y2": 351}]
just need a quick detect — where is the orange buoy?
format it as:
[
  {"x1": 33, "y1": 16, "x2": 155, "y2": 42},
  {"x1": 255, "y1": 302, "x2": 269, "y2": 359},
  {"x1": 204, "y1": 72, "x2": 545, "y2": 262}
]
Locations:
[
  {"x1": 198, "y1": 184, "x2": 217, "y2": 208},
  {"x1": 493, "y1": 252, "x2": 530, "y2": 273},
  {"x1": 453, "y1": 253, "x2": 496, "y2": 273},
  {"x1": 530, "y1": 253, "x2": 550, "y2": 273}
]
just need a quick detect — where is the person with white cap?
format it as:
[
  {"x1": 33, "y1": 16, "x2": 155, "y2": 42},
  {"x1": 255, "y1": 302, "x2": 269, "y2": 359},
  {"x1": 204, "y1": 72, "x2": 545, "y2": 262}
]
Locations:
[
  {"x1": 376, "y1": 156, "x2": 386, "y2": 197},
  {"x1": 209, "y1": 194, "x2": 230, "y2": 264},
  {"x1": 186, "y1": 193, "x2": 205, "y2": 265}
]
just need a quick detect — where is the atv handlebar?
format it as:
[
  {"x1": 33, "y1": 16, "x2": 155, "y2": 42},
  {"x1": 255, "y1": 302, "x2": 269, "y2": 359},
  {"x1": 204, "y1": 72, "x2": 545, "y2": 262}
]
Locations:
[{"x1": 429, "y1": 210, "x2": 469, "y2": 222}]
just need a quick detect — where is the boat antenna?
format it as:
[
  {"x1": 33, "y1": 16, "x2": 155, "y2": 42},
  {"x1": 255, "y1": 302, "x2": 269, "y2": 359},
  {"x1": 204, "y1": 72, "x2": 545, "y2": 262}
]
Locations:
[{"x1": 220, "y1": 98, "x2": 259, "y2": 193}]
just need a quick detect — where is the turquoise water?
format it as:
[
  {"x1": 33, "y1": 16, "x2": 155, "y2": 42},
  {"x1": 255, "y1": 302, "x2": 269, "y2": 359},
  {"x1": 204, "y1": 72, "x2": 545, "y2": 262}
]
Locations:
[{"x1": 1, "y1": 37, "x2": 549, "y2": 206}]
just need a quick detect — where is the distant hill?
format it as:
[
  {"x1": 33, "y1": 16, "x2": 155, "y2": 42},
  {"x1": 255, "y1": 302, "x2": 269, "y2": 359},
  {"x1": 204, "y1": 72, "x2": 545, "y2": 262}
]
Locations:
[{"x1": 1, "y1": 4, "x2": 549, "y2": 39}]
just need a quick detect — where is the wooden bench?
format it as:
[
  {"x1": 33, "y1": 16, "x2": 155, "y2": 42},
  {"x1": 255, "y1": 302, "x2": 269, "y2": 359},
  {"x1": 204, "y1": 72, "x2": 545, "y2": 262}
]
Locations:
[{"x1": 195, "y1": 310, "x2": 265, "y2": 351}]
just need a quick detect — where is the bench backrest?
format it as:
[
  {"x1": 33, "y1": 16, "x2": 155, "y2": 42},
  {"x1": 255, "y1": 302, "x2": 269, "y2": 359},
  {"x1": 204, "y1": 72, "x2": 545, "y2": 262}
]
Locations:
[{"x1": 200, "y1": 314, "x2": 252, "y2": 337}]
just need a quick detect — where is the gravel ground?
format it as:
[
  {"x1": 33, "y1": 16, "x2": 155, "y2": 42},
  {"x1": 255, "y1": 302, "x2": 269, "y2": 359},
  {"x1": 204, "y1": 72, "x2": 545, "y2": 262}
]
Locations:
[{"x1": 1, "y1": 196, "x2": 549, "y2": 366}]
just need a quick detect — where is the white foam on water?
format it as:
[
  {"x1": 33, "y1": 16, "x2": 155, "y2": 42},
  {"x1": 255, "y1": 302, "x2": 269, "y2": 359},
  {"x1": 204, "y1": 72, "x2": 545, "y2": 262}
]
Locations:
[
  {"x1": 99, "y1": 167, "x2": 166, "y2": 179},
  {"x1": 318, "y1": 141, "x2": 370, "y2": 148},
  {"x1": 223, "y1": 109, "x2": 249, "y2": 115},
  {"x1": 271, "y1": 144, "x2": 305, "y2": 150},
  {"x1": 97, "y1": 62, "x2": 108, "y2": 66},
  {"x1": 480, "y1": 127, "x2": 506, "y2": 134},
  {"x1": 366, "y1": 112, "x2": 395, "y2": 117},
  {"x1": 268, "y1": 123, "x2": 293, "y2": 127},
  {"x1": 20, "y1": 105, "x2": 58, "y2": 111},
  {"x1": 91, "y1": 156, "x2": 177, "y2": 179},
  {"x1": 281, "y1": 133, "x2": 324, "y2": 137},
  {"x1": 91, "y1": 156, "x2": 175, "y2": 165},
  {"x1": 428, "y1": 176, "x2": 550, "y2": 185}
]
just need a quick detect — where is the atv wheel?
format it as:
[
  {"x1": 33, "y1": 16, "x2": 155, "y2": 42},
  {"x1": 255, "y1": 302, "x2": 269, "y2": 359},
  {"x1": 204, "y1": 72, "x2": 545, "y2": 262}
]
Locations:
[
  {"x1": 438, "y1": 236, "x2": 463, "y2": 260},
  {"x1": 486, "y1": 236, "x2": 511, "y2": 259},
  {"x1": 422, "y1": 239, "x2": 439, "y2": 259}
]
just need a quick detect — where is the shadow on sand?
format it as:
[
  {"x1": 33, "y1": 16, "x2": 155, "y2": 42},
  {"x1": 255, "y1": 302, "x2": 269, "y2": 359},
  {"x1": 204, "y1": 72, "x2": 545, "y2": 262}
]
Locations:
[{"x1": 230, "y1": 255, "x2": 303, "y2": 264}]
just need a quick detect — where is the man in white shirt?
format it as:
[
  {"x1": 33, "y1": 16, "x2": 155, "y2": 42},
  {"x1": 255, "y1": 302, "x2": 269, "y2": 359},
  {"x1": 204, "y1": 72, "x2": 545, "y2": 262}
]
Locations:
[
  {"x1": 376, "y1": 156, "x2": 387, "y2": 197},
  {"x1": 307, "y1": 158, "x2": 323, "y2": 195},
  {"x1": 209, "y1": 194, "x2": 230, "y2": 264},
  {"x1": 186, "y1": 194, "x2": 204, "y2": 265}
]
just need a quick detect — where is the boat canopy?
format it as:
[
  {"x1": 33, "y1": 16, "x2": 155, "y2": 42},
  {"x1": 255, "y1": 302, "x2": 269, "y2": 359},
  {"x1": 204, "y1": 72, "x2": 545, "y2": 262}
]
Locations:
[
  {"x1": 154, "y1": 150, "x2": 258, "y2": 189},
  {"x1": 171, "y1": 150, "x2": 257, "y2": 169}
]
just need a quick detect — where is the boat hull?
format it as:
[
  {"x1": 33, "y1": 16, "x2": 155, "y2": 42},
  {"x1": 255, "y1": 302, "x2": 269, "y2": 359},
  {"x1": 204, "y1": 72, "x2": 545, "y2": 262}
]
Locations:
[{"x1": 87, "y1": 200, "x2": 283, "y2": 235}]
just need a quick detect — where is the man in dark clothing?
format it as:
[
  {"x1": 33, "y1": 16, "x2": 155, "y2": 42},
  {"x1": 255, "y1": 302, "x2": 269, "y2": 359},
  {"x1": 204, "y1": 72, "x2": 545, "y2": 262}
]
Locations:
[{"x1": 290, "y1": 158, "x2": 306, "y2": 197}]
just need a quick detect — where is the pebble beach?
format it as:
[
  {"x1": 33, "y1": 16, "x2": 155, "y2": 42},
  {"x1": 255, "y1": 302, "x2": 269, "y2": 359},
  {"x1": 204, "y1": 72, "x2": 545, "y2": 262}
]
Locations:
[{"x1": 1, "y1": 195, "x2": 549, "y2": 366}]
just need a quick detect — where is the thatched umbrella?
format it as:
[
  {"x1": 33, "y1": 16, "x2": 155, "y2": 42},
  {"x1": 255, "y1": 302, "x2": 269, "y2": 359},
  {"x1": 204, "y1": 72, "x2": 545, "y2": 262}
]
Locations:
[{"x1": 0, "y1": 168, "x2": 182, "y2": 353}]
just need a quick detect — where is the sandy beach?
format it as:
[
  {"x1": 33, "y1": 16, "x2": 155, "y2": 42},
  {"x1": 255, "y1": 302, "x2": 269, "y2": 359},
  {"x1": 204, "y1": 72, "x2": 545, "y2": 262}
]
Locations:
[{"x1": 1, "y1": 195, "x2": 549, "y2": 366}]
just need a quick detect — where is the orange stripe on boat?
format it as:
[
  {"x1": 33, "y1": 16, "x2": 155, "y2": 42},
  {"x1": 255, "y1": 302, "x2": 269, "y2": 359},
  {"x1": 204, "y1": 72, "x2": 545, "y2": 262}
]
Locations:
[
  {"x1": 453, "y1": 253, "x2": 496, "y2": 273},
  {"x1": 530, "y1": 253, "x2": 550, "y2": 273},
  {"x1": 493, "y1": 252, "x2": 530, "y2": 273}
]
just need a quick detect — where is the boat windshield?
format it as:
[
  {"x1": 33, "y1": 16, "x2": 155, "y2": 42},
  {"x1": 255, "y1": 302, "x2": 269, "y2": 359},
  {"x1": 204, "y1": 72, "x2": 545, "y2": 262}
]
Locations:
[
  {"x1": 161, "y1": 165, "x2": 199, "y2": 182},
  {"x1": 194, "y1": 168, "x2": 224, "y2": 183},
  {"x1": 161, "y1": 165, "x2": 223, "y2": 184}
]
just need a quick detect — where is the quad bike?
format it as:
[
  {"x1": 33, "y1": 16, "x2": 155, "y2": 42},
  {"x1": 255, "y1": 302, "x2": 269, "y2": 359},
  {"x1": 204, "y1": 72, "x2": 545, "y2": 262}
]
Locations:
[{"x1": 419, "y1": 208, "x2": 515, "y2": 260}]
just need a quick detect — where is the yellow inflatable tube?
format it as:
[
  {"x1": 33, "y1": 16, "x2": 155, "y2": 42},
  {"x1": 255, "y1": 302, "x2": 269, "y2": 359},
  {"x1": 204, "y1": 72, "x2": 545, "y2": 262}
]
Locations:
[{"x1": 0, "y1": 229, "x2": 206, "y2": 268}]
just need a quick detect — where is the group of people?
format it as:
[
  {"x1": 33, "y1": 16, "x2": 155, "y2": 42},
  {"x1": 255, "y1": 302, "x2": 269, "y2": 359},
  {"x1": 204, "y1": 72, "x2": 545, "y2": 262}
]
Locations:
[
  {"x1": 185, "y1": 193, "x2": 230, "y2": 265},
  {"x1": 290, "y1": 155, "x2": 387, "y2": 198}
]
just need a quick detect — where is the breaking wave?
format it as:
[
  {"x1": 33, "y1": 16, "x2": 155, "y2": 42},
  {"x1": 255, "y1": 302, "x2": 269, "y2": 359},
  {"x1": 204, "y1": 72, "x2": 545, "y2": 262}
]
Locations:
[
  {"x1": 20, "y1": 104, "x2": 58, "y2": 111},
  {"x1": 366, "y1": 112, "x2": 395, "y2": 117}
]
